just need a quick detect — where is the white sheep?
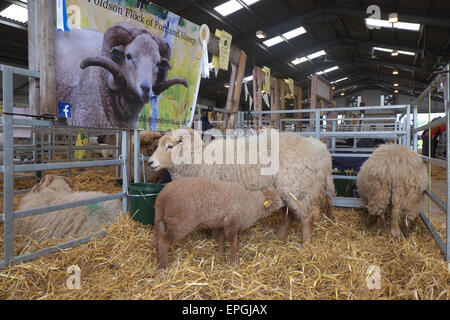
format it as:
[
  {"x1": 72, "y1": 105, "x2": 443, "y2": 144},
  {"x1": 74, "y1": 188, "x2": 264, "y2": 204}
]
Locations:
[
  {"x1": 356, "y1": 144, "x2": 428, "y2": 236},
  {"x1": 149, "y1": 128, "x2": 334, "y2": 243},
  {"x1": 154, "y1": 177, "x2": 284, "y2": 268},
  {"x1": 15, "y1": 174, "x2": 122, "y2": 241}
]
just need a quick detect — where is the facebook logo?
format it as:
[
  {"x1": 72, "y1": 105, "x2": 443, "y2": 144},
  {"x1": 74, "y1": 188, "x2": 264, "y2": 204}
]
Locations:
[{"x1": 58, "y1": 102, "x2": 71, "y2": 118}]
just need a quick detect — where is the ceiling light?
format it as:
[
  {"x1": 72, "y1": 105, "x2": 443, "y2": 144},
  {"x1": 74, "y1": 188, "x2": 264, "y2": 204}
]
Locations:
[
  {"x1": 393, "y1": 69, "x2": 399, "y2": 75},
  {"x1": 291, "y1": 57, "x2": 307, "y2": 65},
  {"x1": 394, "y1": 89, "x2": 399, "y2": 94},
  {"x1": 214, "y1": 0, "x2": 261, "y2": 17},
  {"x1": 316, "y1": 71, "x2": 325, "y2": 75},
  {"x1": 282, "y1": 27, "x2": 306, "y2": 40},
  {"x1": 331, "y1": 77, "x2": 348, "y2": 84},
  {"x1": 373, "y1": 47, "x2": 415, "y2": 56},
  {"x1": 397, "y1": 50, "x2": 415, "y2": 56},
  {"x1": 389, "y1": 12, "x2": 398, "y2": 23},
  {"x1": 332, "y1": 86, "x2": 336, "y2": 90},
  {"x1": 263, "y1": 36, "x2": 284, "y2": 47},
  {"x1": 243, "y1": 75, "x2": 253, "y2": 82},
  {"x1": 341, "y1": 92, "x2": 345, "y2": 96},
  {"x1": 365, "y1": 18, "x2": 420, "y2": 32},
  {"x1": 256, "y1": 30, "x2": 267, "y2": 39},
  {"x1": 224, "y1": 83, "x2": 230, "y2": 88},
  {"x1": 394, "y1": 83, "x2": 399, "y2": 87},
  {"x1": 323, "y1": 66, "x2": 339, "y2": 73},
  {"x1": 307, "y1": 50, "x2": 326, "y2": 60}
]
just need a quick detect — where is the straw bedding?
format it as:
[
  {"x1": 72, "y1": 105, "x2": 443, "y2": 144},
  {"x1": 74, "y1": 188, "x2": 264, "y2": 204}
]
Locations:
[{"x1": 0, "y1": 171, "x2": 449, "y2": 300}]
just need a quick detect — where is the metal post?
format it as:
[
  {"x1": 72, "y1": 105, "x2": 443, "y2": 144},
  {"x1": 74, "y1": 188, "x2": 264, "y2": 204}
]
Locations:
[
  {"x1": 133, "y1": 130, "x2": 140, "y2": 184},
  {"x1": 413, "y1": 105, "x2": 418, "y2": 152},
  {"x1": 445, "y1": 64, "x2": 450, "y2": 262},
  {"x1": 315, "y1": 110, "x2": 320, "y2": 139},
  {"x1": 121, "y1": 130, "x2": 129, "y2": 213},
  {"x1": 2, "y1": 66, "x2": 15, "y2": 266},
  {"x1": 406, "y1": 105, "x2": 411, "y2": 148}
]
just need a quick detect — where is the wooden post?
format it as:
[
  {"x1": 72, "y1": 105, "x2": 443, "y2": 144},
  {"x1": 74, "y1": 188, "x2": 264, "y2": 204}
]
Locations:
[
  {"x1": 252, "y1": 67, "x2": 258, "y2": 130},
  {"x1": 270, "y1": 77, "x2": 279, "y2": 128},
  {"x1": 28, "y1": 1, "x2": 57, "y2": 116},
  {"x1": 228, "y1": 50, "x2": 247, "y2": 129},
  {"x1": 223, "y1": 63, "x2": 237, "y2": 130},
  {"x1": 294, "y1": 86, "x2": 302, "y2": 132},
  {"x1": 256, "y1": 67, "x2": 263, "y2": 129}
]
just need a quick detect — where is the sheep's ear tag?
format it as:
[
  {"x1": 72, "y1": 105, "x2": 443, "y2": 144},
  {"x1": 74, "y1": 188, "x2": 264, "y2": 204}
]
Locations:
[{"x1": 264, "y1": 200, "x2": 272, "y2": 208}]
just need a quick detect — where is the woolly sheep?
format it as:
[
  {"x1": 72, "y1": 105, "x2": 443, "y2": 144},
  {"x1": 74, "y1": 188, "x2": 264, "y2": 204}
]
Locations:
[
  {"x1": 149, "y1": 128, "x2": 334, "y2": 243},
  {"x1": 356, "y1": 144, "x2": 428, "y2": 236},
  {"x1": 154, "y1": 177, "x2": 284, "y2": 268},
  {"x1": 15, "y1": 175, "x2": 122, "y2": 241}
]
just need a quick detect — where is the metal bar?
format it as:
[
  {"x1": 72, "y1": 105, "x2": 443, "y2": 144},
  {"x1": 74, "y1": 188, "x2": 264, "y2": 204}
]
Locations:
[
  {"x1": 320, "y1": 131, "x2": 405, "y2": 138},
  {"x1": 332, "y1": 197, "x2": 363, "y2": 208},
  {"x1": 133, "y1": 130, "x2": 140, "y2": 184},
  {"x1": 250, "y1": 105, "x2": 409, "y2": 114},
  {"x1": 331, "y1": 153, "x2": 372, "y2": 158},
  {"x1": 315, "y1": 111, "x2": 320, "y2": 139},
  {"x1": 419, "y1": 210, "x2": 446, "y2": 255},
  {"x1": 413, "y1": 116, "x2": 447, "y2": 133},
  {"x1": 14, "y1": 193, "x2": 126, "y2": 219},
  {"x1": 406, "y1": 105, "x2": 411, "y2": 147},
  {"x1": 424, "y1": 189, "x2": 446, "y2": 213},
  {"x1": 2, "y1": 66, "x2": 15, "y2": 266},
  {"x1": 0, "y1": 64, "x2": 39, "y2": 78},
  {"x1": 13, "y1": 159, "x2": 122, "y2": 172},
  {"x1": 332, "y1": 175, "x2": 358, "y2": 180},
  {"x1": 121, "y1": 130, "x2": 129, "y2": 213},
  {"x1": 420, "y1": 155, "x2": 446, "y2": 168},
  {"x1": 413, "y1": 73, "x2": 445, "y2": 105},
  {"x1": 12, "y1": 231, "x2": 107, "y2": 266}
]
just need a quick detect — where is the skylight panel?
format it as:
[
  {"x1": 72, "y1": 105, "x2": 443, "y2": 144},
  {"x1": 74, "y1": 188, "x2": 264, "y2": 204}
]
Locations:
[
  {"x1": 331, "y1": 77, "x2": 348, "y2": 84},
  {"x1": 263, "y1": 36, "x2": 284, "y2": 47},
  {"x1": 324, "y1": 66, "x2": 339, "y2": 73},
  {"x1": 291, "y1": 57, "x2": 308, "y2": 65},
  {"x1": 214, "y1": 0, "x2": 243, "y2": 16},
  {"x1": 214, "y1": 0, "x2": 261, "y2": 17},
  {"x1": 282, "y1": 26, "x2": 306, "y2": 40},
  {"x1": 307, "y1": 50, "x2": 326, "y2": 60},
  {"x1": 0, "y1": 2, "x2": 28, "y2": 23}
]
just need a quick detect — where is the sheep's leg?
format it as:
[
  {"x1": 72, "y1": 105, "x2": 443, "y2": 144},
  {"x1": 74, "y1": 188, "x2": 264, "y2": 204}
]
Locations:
[
  {"x1": 302, "y1": 206, "x2": 320, "y2": 243},
  {"x1": 226, "y1": 230, "x2": 238, "y2": 264},
  {"x1": 157, "y1": 236, "x2": 170, "y2": 269},
  {"x1": 223, "y1": 215, "x2": 239, "y2": 264},
  {"x1": 390, "y1": 205, "x2": 402, "y2": 237},
  {"x1": 216, "y1": 228, "x2": 225, "y2": 258},
  {"x1": 275, "y1": 207, "x2": 294, "y2": 240},
  {"x1": 377, "y1": 214, "x2": 385, "y2": 229}
]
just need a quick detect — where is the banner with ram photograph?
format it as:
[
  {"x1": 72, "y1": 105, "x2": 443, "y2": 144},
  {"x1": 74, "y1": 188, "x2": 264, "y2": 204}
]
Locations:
[{"x1": 55, "y1": 0, "x2": 202, "y2": 130}]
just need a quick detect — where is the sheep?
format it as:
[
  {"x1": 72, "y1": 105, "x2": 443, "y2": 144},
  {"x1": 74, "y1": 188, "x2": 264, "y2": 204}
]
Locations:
[
  {"x1": 148, "y1": 128, "x2": 334, "y2": 243},
  {"x1": 96, "y1": 131, "x2": 163, "y2": 182},
  {"x1": 14, "y1": 175, "x2": 122, "y2": 241},
  {"x1": 356, "y1": 144, "x2": 428, "y2": 237},
  {"x1": 154, "y1": 177, "x2": 284, "y2": 268},
  {"x1": 55, "y1": 23, "x2": 188, "y2": 129}
]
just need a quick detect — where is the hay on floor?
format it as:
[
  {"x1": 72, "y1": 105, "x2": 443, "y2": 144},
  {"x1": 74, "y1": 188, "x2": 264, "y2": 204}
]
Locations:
[{"x1": 0, "y1": 186, "x2": 448, "y2": 299}]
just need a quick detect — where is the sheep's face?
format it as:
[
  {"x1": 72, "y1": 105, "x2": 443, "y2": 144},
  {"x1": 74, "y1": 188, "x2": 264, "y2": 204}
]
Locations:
[
  {"x1": 262, "y1": 187, "x2": 284, "y2": 213},
  {"x1": 148, "y1": 134, "x2": 178, "y2": 171},
  {"x1": 32, "y1": 175, "x2": 73, "y2": 193},
  {"x1": 115, "y1": 35, "x2": 165, "y2": 103}
]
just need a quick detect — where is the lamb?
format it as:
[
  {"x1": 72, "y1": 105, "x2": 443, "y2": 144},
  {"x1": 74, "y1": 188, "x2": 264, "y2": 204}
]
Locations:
[
  {"x1": 149, "y1": 128, "x2": 334, "y2": 243},
  {"x1": 97, "y1": 131, "x2": 163, "y2": 182},
  {"x1": 15, "y1": 175, "x2": 122, "y2": 241},
  {"x1": 55, "y1": 23, "x2": 188, "y2": 129},
  {"x1": 154, "y1": 177, "x2": 284, "y2": 268},
  {"x1": 356, "y1": 144, "x2": 428, "y2": 237}
]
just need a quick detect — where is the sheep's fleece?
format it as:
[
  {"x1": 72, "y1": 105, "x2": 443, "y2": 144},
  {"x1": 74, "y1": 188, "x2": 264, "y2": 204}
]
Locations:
[
  {"x1": 356, "y1": 143, "x2": 428, "y2": 235},
  {"x1": 15, "y1": 175, "x2": 122, "y2": 241}
]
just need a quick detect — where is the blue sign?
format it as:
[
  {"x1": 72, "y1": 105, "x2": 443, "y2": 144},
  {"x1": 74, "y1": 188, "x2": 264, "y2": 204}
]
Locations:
[{"x1": 58, "y1": 102, "x2": 71, "y2": 118}]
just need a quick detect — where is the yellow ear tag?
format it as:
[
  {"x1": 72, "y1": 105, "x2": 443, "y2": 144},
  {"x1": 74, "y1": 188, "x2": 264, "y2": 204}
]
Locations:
[{"x1": 264, "y1": 200, "x2": 271, "y2": 208}]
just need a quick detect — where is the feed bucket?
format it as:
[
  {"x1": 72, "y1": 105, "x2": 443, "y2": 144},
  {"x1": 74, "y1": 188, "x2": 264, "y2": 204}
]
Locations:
[{"x1": 128, "y1": 183, "x2": 165, "y2": 225}]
